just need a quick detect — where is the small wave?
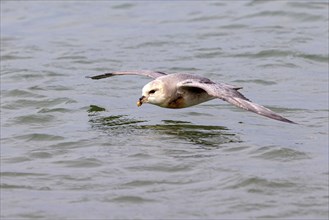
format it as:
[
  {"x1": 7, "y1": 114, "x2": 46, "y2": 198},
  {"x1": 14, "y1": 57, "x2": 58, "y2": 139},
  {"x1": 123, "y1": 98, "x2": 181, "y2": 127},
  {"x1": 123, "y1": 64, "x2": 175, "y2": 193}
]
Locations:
[
  {"x1": 14, "y1": 133, "x2": 65, "y2": 142},
  {"x1": 2, "y1": 97, "x2": 77, "y2": 110},
  {"x1": 1, "y1": 89, "x2": 45, "y2": 98},
  {"x1": 238, "y1": 10, "x2": 323, "y2": 22},
  {"x1": 251, "y1": 146, "x2": 310, "y2": 162},
  {"x1": 229, "y1": 176, "x2": 297, "y2": 190},
  {"x1": 233, "y1": 79, "x2": 277, "y2": 85},
  {"x1": 234, "y1": 49, "x2": 328, "y2": 63},
  {"x1": 134, "y1": 41, "x2": 170, "y2": 48},
  {"x1": 1, "y1": 54, "x2": 33, "y2": 61},
  {"x1": 109, "y1": 195, "x2": 155, "y2": 203},
  {"x1": 38, "y1": 107, "x2": 73, "y2": 113},
  {"x1": 111, "y1": 3, "x2": 135, "y2": 9},
  {"x1": 54, "y1": 157, "x2": 103, "y2": 168},
  {"x1": 187, "y1": 15, "x2": 225, "y2": 22},
  {"x1": 13, "y1": 114, "x2": 55, "y2": 125},
  {"x1": 89, "y1": 114, "x2": 146, "y2": 128}
]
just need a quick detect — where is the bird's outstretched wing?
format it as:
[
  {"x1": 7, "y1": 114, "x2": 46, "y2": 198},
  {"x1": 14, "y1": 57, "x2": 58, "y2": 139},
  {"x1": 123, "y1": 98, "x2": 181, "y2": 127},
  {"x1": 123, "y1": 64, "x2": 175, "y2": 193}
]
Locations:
[
  {"x1": 86, "y1": 70, "x2": 167, "y2": 80},
  {"x1": 178, "y1": 79, "x2": 296, "y2": 124}
]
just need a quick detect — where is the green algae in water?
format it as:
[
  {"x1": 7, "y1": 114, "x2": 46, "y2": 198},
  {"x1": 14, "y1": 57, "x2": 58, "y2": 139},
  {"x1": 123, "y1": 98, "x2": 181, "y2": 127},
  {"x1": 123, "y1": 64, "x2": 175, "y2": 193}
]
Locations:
[{"x1": 88, "y1": 105, "x2": 106, "y2": 113}]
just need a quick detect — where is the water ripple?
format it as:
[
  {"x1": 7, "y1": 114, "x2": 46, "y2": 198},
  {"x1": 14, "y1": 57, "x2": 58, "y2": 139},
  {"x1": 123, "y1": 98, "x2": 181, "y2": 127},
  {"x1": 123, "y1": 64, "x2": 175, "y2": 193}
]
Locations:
[
  {"x1": 233, "y1": 79, "x2": 277, "y2": 85},
  {"x1": 229, "y1": 176, "x2": 297, "y2": 191},
  {"x1": 54, "y1": 158, "x2": 103, "y2": 168},
  {"x1": 13, "y1": 114, "x2": 55, "y2": 125},
  {"x1": 2, "y1": 89, "x2": 46, "y2": 98},
  {"x1": 14, "y1": 133, "x2": 65, "y2": 142},
  {"x1": 2, "y1": 97, "x2": 77, "y2": 109},
  {"x1": 239, "y1": 10, "x2": 324, "y2": 22},
  {"x1": 233, "y1": 49, "x2": 328, "y2": 63},
  {"x1": 108, "y1": 195, "x2": 156, "y2": 203},
  {"x1": 251, "y1": 146, "x2": 310, "y2": 162}
]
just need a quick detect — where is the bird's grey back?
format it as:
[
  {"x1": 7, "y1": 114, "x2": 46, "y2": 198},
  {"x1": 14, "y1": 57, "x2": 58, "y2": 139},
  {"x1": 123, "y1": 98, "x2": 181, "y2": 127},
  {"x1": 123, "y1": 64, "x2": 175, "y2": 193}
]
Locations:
[{"x1": 158, "y1": 73, "x2": 214, "y2": 84}]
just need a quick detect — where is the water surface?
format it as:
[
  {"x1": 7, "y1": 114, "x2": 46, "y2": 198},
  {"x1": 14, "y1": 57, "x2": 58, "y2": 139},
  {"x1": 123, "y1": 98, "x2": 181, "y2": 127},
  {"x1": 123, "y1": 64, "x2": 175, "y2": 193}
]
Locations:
[{"x1": 1, "y1": 1, "x2": 328, "y2": 219}]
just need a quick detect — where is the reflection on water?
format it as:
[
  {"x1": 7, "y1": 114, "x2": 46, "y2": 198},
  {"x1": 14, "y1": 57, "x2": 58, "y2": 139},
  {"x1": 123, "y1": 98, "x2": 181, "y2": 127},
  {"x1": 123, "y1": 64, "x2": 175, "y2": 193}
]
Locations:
[
  {"x1": 141, "y1": 120, "x2": 240, "y2": 147},
  {"x1": 88, "y1": 105, "x2": 241, "y2": 147}
]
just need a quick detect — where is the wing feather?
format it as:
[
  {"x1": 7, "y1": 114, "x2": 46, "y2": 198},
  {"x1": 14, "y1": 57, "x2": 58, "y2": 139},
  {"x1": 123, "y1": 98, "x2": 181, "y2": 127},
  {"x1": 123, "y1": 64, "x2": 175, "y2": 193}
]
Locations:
[
  {"x1": 178, "y1": 79, "x2": 296, "y2": 124},
  {"x1": 86, "y1": 70, "x2": 167, "y2": 80}
]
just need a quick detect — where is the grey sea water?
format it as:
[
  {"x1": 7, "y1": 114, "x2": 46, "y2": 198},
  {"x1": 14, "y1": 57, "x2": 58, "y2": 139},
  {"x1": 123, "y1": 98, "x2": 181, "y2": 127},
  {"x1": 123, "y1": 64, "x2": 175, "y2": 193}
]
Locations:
[{"x1": 1, "y1": 1, "x2": 328, "y2": 219}]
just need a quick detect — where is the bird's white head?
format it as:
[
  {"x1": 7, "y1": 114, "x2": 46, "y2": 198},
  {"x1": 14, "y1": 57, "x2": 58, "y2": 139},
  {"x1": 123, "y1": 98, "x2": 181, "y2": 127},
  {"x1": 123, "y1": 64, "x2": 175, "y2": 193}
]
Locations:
[{"x1": 137, "y1": 80, "x2": 168, "y2": 107}]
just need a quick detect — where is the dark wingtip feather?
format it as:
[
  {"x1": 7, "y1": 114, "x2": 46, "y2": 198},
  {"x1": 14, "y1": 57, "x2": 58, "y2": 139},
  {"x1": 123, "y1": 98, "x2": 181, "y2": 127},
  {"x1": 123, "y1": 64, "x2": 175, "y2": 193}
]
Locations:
[
  {"x1": 86, "y1": 73, "x2": 114, "y2": 80},
  {"x1": 277, "y1": 117, "x2": 298, "y2": 124},
  {"x1": 267, "y1": 114, "x2": 297, "y2": 124}
]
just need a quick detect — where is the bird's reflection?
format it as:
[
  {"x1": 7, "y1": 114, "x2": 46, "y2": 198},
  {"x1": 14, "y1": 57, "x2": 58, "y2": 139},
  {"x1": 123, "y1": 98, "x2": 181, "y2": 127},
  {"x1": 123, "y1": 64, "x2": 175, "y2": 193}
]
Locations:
[
  {"x1": 140, "y1": 120, "x2": 240, "y2": 147},
  {"x1": 88, "y1": 106, "x2": 241, "y2": 148}
]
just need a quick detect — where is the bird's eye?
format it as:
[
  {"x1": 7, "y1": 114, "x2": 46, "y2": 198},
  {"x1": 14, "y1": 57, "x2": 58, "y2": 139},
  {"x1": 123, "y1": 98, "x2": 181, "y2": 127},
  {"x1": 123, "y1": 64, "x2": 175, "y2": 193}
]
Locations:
[{"x1": 149, "y1": 89, "x2": 157, "y2": 95}]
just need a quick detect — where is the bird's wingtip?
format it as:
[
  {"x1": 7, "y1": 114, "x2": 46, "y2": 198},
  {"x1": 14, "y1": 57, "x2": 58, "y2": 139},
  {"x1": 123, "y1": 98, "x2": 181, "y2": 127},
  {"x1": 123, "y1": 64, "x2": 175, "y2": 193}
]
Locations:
[
  {"x1": 85, "y1": 73, "x2": 114, "y2": 80},
  {"x1": 285, "y1": 119, "x2": 298, "y2": 124}
]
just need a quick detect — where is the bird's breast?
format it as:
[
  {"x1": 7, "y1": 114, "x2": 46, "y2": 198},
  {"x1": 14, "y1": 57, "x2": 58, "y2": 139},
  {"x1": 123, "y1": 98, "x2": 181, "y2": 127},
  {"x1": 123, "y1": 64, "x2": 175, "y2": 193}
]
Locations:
[
  {"x1": 165, "y1": 90, "x2": 214, "y2": 109},
  {"x1": 167, "y1": 96, "x2": 186, "y2": 109}
]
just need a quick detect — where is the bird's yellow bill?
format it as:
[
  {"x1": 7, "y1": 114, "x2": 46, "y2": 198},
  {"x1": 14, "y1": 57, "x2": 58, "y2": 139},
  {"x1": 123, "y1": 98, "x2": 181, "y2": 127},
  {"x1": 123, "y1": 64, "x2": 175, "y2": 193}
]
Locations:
[{"x1": 137, "y1": 96, "x2": 146, "y2": 107}]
